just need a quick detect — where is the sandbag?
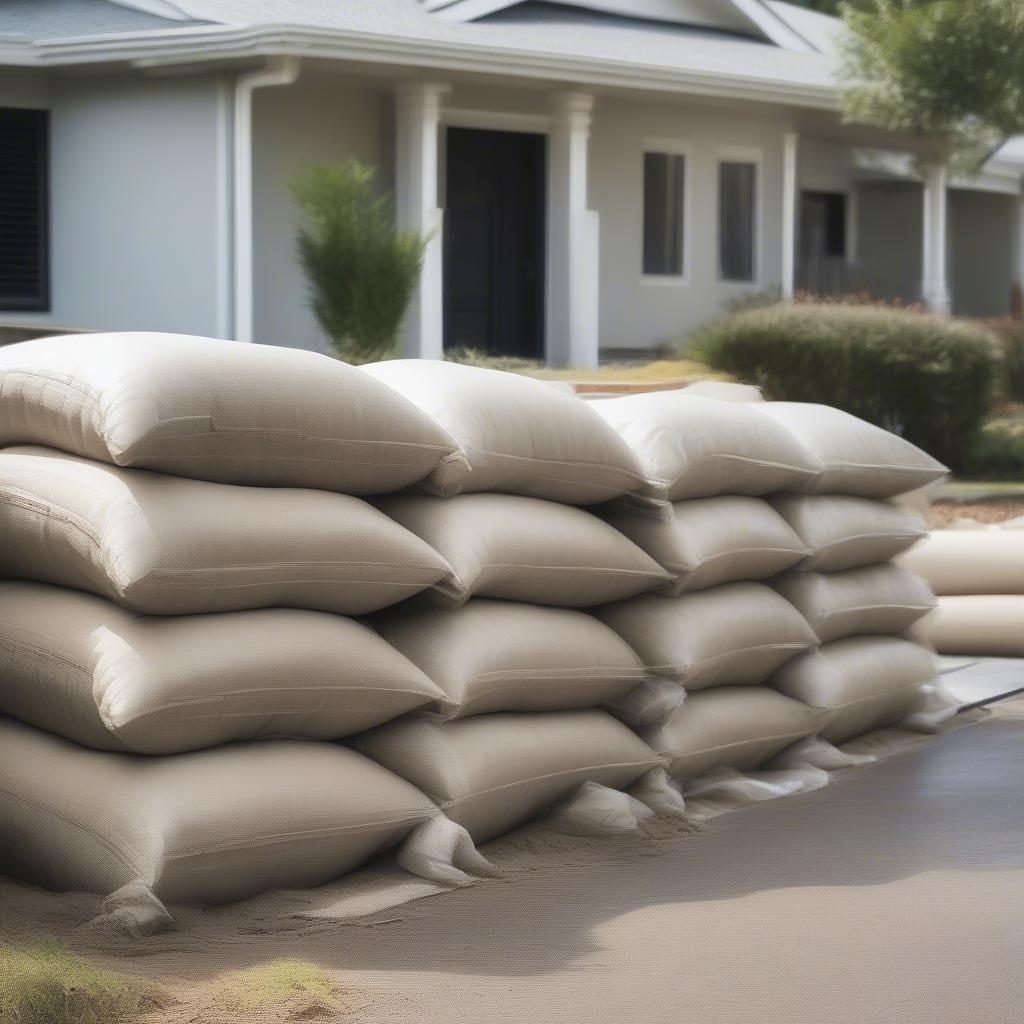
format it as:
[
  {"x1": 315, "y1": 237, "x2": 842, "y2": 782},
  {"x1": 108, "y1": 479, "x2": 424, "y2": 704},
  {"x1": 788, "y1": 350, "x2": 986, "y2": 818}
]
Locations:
[
  {"x1": 896, "y1": 529, "x2": 1024, "y2": 596},
  {"x1": 589, "y1": 393, "x2": 820, "y2": 501},
  {"x1": 0, "y1": 716, "x2": 436, "y2": 904},
  {"x1": 0, "y1": 333, "x2": 468, "y2": 494},
  {"x1": 770, "y1": 494, "x2": 928, "y2": 572},
  {"x1": 353, "y1": 711, "x2": 662, "y2": 843},
  {"x1": 774, "y1": 564, "x2": 936, "y2": 643},
  {"x1": 754, "y1": 402, "x2": 947, "y2": 498},
  {"x1": 374, "y1": 493, "x2": 670, "y2": 608},
  {"x1": 0, "y1": 446, "x2": 452, "y2": 615},
  {"x1": 0, "y1": 581, "x2": 447, "y2": 753},
  {"x1": 915, "y1": 595, "x2": 1024, "y2": 656},
  {"x1": 595, "y1": 582, "x2": 818, "y2": 688},
  {"x1": 771, "y1": 636, "x2": 937, "y2": 744},
  {"x1": 640, "y1": 687, "x2": 821, "y2": 780},
  {"x1": 362, "y1": 360, "x2": 647, "y2": 504},
  {"x1": 374, "y1": 598, "x2": 649, "y2": 720},
  {"x1": 603, "y1": 496, "x2": 808, "y2": 595}
]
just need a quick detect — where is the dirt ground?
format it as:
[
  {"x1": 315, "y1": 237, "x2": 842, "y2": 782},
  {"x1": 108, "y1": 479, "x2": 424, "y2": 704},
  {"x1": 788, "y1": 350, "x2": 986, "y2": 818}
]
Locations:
[{"x1": 927, "y1": 500, "x2": 1024, "y2": 528}]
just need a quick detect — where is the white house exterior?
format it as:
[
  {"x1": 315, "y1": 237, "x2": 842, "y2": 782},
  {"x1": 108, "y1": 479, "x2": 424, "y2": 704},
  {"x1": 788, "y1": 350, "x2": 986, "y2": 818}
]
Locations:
[{"x1": 2, "y1": 0, "x2": 1023, "y2": 365}]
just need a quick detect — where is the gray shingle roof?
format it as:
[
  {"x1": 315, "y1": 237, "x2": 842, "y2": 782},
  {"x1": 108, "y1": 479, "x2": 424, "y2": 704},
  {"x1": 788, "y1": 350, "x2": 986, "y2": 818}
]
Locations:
[{"x1": 0, "y1": 0, "x2": 204, "y2": 40}]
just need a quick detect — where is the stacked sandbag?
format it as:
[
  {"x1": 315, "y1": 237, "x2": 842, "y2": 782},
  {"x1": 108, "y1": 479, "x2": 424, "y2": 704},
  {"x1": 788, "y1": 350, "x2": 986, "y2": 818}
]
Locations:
[
  {"x1": 898, "y1": 519, "x2": 1024, "y2": 656},
  {"x1": 753, "y1": 404, "x2": 948, "y2": 742},
  {"x1": 0, "y1": 333, "x2": 481, "y2": 907},
  {"x1": 358, "y1": 361, "x2": 675, "y2": 841}
]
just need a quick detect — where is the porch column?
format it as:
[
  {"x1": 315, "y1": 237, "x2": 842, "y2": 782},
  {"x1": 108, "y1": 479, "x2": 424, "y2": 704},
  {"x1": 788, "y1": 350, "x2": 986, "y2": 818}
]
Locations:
[
  {"x1": 781, "y1": 132, "x2": 799, "y2": 300},
  {"x1": 921, "y1": 161, "x2": 951, "y2": 314},
  {"x1": 395, "y1": 82, "x2": 448, "y2": 359},
  {"x1": 547, "y1": 92, "x2": 599, "y2": 369}
]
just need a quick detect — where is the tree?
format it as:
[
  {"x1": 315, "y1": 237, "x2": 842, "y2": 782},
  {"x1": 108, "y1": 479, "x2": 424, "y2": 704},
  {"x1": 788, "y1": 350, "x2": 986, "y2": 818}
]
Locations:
[
  {"x1": 291, "y1": 160, "x2": 427, "y2": 364},
  {"x1": 839, "y1": 0, "x2": 1024, "y2": 174}
]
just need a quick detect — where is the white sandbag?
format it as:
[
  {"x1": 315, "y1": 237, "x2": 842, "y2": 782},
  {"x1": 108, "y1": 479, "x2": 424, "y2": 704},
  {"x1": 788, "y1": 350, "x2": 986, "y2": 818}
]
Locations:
[
  {"x1": 0, "y1": 446, "x2": 452, "y2": 616},
  {"x1": 352, "y1": 711, "x2": 663, "y2": 843},
  {"x1": 604, "y1": 679, "x2": 687, "y2": 730},
  {"x1": 545, "y1": 781, "x2": 655, "y2": 837},
  {"x1": 640, "y1": 687, "x2": 822, "y2": 780},
  {"x1": 770, "y1": 494, "x2": 928, "y2": 572},
  {"x1": 396, "y1": 817, "x2": 501, "y2": 887},
  {"x1": 771, "y1": 636, "x2": 938, "y2": 744},
  {"x1": 915, "y1": 594, "x2": 1024, "y2": 656},
  {"x1": 764, "y1": 736, "x2": 876, "y2": 771},
  {"x1": 0, "y1": 580, "x2": 447, "y2": 754},
  {"x1": 0, "y1": 716, "x2": 436, "y2": 904},
  {"x1": 896, "y1": 529, "x2": 1024, "y2": 596},
  {"x1": 626, "y1": 767, "x2": 687, "y2": 817},
  {"x1": 589, "y1": 393, "x2": 820, "y2": 501},
  {"x1": 901, "y1": 681, "x2": 961, "y2": 732},
  {"x1": 595, "y1": 582, "x2": 818, "y2": 689},
  {"x1": 754, "y1": 402, "x2": 948, "y2": 498},
  {"x1": 0, "y1": 332, "x2": 468, "y2": 494},
  {"x1": 602, "y1": 496, "x2": 808, "y2": 595},
  {"x1": 374, "y1": 598, "x2": 650, "y2": 720},
  {"x1": 362, "y1": 359, "x2": 648, "y2": 504},
  {"x1": 678, "y1": 380, "x2": 764, "y2": 402},
  {"x1": 374, "y1": 493, "x2": 670, "y2": 608},
  {"x1": 774, "y1": 564, "x2": 936, "y2": 643}
]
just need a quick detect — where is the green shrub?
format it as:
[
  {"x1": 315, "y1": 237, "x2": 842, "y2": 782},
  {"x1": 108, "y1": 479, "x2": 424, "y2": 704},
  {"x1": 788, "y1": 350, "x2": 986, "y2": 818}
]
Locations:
[
  {"x1": 292, "y1": 160, "x2": 426, "y2": 364},
  {"x1": 692, "y1": 301, "x2": 998, "y2": 471},
  {"x1": 961, "y1": 416, "x2": 1024, "y2": 480},
  {"x1": 986, "y1": 319, "x2": 1024, "y2": 405}
]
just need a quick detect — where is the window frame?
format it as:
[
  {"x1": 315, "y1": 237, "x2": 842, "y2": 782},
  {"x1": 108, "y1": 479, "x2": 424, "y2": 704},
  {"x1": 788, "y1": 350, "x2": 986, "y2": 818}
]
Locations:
[
  {"x1": 640, "y1": 139, "x2": 691, "y2": 287},
  {"x1": 0, "y1": 106, "x2": 50, "y2": 312},
  {"x1": 717, "y1": 145, "x2": 763, "y2": 288}
]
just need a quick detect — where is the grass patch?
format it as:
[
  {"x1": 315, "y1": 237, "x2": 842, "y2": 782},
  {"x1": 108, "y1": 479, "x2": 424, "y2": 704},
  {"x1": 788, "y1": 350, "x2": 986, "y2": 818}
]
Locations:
[
  {"x1": 0, "y1": 940, "x2": 160, "y2": 1024},
  {"x1": 211, "y1": 959, "x2": 347, "y2": 1019}
]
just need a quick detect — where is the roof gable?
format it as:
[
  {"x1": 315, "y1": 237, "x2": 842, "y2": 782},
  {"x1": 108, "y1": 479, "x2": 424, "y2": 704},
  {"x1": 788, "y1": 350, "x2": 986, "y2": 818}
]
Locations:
[{"x1": 424, "y1": 0, "x2": 815, "y2": 50}]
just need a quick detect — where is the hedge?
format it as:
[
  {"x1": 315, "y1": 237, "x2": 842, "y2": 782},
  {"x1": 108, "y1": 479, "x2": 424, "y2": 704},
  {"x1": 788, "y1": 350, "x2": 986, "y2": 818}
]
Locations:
[{"x1": 692, "y1": 302, "x2": 998, "y2": 472}]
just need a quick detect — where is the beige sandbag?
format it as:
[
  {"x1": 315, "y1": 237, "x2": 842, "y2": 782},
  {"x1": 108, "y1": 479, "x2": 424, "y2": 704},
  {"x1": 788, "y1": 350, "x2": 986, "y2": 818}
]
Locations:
[
  {"x1": 640, "y1": 687, "x2": 821, "y2": 780},
  {"x1": 589, "y1": 393, "x2": 820, "y2": 502},
  {"x1": 595, "y1": 582, "x2": 818, "y2": 689},
  {"x1": 374, "y1": 599, "x2": 649, "y2": 720},
  {"x1": 774, "y1": 564, "x2": 936, "y2": 643},
  {"x1": 0, "y1": 581, "x2": 447, "y2": 754},
  {"x1": 915, "y1": 595, "x2": 1024, "y2": 656},
  {"x1": 771, "y1": 636, "x2": 937, "y2": 744},
  {"x1": 0, "y1": 447, "x2": 452, "y2": 616},
  {"x1": 770, "y1": 494, "x2": 928, "y2": 572},
  {"x1": 362, "y1": 360, "x2": 647, "y2": 504},
  {"x1": 754, "y1": 402, "x2": 947, "y2": 498},
  {"x1": 0, "y1": 332, "x2": 468, "y2": 494},
  {"x1": 0, "y1": 716, "x2": 435, "y2": 904},
  {"x1": 374, "y1": 493, "x2": 670, "y2": 608},
  {"x1": 896, "y1": 529, "x2": 1024, "y2": 596},
  {"x1": 353, "y1": 711, "x2": 662, "y2": 843},
  {"x1": 603, "y1": 496, "x2": 808, "y2": 595}
]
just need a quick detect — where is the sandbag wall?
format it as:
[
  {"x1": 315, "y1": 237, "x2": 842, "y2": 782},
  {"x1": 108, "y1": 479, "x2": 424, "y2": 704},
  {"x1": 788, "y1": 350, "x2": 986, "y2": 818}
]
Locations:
[{"x1": 0, "y1": 332, "x2": 484, "y2": 905}]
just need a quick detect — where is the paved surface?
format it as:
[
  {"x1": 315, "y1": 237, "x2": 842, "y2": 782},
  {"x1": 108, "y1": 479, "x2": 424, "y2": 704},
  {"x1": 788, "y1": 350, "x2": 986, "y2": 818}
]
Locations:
[{"x1": 941, "y1": 657, "x2": 1024, "y2": 706}]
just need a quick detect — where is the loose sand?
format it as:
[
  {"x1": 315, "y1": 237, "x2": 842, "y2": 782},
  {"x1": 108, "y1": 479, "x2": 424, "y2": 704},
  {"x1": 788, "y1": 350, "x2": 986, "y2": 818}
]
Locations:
[{"x1": 2, "y1": 703, "x2": 1022, "y2": 1024}]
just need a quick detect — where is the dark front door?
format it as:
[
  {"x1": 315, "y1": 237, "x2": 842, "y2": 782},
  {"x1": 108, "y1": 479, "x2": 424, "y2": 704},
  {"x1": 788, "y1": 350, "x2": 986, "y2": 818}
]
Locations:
[
  {"x1": 444, "y1": 127, "x2": 546, "y2": 358},
  {"x1": 798, "y1": 191, "x2": 848, "y2": 295}
]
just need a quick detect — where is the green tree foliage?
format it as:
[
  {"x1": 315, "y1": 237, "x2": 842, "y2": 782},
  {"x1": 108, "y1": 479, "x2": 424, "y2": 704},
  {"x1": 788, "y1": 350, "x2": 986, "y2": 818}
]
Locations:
[
  {"x1": 840, "y1": 0, "x2": 1024, "y2": 173},
  {"x1": 291, "y1": 160, "x2": 426, "y2": 364}
]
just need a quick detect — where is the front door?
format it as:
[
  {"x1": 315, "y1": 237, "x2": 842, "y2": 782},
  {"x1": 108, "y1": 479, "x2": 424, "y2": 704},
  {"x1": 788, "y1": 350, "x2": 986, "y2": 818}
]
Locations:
[
  {"x1": 798, "y1": 191, "x2": 848, "y2": 295},
  {"x1": 444, "y1": 127, "x2": 546, "y2": 358}
]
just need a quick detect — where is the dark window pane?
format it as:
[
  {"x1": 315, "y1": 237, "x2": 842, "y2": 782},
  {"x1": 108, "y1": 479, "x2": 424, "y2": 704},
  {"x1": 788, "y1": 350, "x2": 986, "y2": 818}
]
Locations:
[
  {"x1": 0, "y1": 107, "x2": 49, "y2": 310},
  {"x1": 720, "y1": 161, "x2": 756, "y2": 282},
  {"x1": 643, "y1": 152, "x2": 685, "y2": 276}
]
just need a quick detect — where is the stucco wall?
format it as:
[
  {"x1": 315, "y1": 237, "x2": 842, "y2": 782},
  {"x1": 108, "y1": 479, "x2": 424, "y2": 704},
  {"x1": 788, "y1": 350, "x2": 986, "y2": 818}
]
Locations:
[
  {"x1": 2, "y1": 71, "x2": 224, "y2": 335},
  {"x1": 590, "y1": 95, "x2": 788, "y2": 354},
  {"x1": 949, "y1": 189, "x2": 1015, "y2": 318},
  {"x1": 251, "y1": 72, "x2": 390, "y2": 353}
]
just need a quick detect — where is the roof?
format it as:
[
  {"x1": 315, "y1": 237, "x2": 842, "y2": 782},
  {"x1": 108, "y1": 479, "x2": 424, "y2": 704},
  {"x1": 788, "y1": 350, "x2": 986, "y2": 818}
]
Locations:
[{"x1": 0, "y1": 0, "x2": 203, "y2": 40}]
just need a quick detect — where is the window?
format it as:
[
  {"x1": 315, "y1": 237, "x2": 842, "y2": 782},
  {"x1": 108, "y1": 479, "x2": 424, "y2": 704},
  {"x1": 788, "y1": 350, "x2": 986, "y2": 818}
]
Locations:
[
  {"x1": 719, "y1": 160, "x2": 757, "y2": 282},
  {"x1": 643, "y1": 151, "x2": 685, "y2": 277},
  {"x1": 0, "y1": 108, "x2": 49, "y2": 311}
]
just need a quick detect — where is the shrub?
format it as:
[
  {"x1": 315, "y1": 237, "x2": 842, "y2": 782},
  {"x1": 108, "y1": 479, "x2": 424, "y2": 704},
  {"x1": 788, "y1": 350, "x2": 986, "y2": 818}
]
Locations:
[
  {"x1": 292, "y1": 160, "x2": 426, "y2": 364},
  {"x1": 692, "y1": 301, "x2": 999, "y2": 471},
  {"x1": 961, "y1": 416, "x2": 1024, "y2": 480},
  {"x1": 986, "y1": 319, "x2": 1024, "y2": 405}
]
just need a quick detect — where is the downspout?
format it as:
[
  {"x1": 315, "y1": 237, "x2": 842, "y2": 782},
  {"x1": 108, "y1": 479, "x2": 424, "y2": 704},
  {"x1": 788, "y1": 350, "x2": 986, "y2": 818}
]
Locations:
[{"x1": 233, "y1": 56, "x2": 300, "y2": 343}]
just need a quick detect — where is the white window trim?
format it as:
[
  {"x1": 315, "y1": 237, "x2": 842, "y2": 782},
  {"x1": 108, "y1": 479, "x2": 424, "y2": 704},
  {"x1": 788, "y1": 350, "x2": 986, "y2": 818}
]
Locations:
[
  {"x1": 640, "y1": 138, "x2": 692, "y2": 287},
  {"x1": 717, "y1": 144, "x2": 764, "y2": 288}
]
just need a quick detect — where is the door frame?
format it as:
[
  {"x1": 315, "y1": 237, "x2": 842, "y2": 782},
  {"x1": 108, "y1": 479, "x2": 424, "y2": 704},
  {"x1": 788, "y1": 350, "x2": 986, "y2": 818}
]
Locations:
[{"x1": 440, "y1": 107, "x2": 552, "y2": 359}]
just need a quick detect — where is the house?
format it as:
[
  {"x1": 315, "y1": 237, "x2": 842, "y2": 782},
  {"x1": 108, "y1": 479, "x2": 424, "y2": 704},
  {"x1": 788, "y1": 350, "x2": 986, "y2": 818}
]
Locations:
[{"x1": 2, "y1": 0, "x2": 1022, "y2": 366}]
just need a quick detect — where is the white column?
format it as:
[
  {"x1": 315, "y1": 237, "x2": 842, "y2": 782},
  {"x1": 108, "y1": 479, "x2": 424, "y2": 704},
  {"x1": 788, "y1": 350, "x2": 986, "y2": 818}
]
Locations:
[
  {"x1": 395, "y1": 82, "x2": 448, "y2": 359},
  {"x1": 922, "y1": 161, "x2": 951, "y2": 314},
  {"x1": 781, "y1": 131, "x2": 799, "y2": 300},
  {"x1": 547, "y1": 92, "x2": 599, "y2": 369}
]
